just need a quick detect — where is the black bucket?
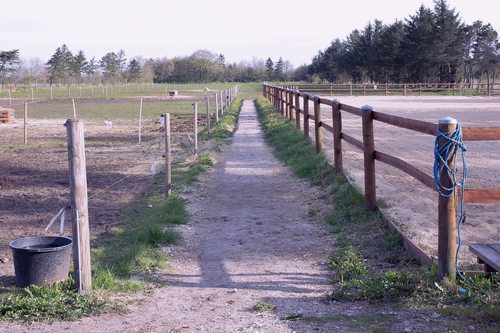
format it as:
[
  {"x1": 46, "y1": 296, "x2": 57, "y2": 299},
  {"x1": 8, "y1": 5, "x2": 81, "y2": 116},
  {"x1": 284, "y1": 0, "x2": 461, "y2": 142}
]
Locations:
[{"x1": 9, "y1": 236, "x2": 72, "y2": 288}]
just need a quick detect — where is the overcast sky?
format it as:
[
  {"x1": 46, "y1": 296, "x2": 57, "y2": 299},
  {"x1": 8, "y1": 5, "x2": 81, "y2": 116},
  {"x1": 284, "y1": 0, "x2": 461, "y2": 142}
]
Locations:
[{"x1": 1, "y1": 0, "x2": 499, "y2": 68}]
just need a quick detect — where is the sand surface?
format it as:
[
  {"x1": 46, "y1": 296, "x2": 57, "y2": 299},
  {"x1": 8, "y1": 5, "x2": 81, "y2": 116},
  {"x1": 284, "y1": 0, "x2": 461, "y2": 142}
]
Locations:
[{"x1": 305, "y1": 95, "x2": 500, "y2": 265}]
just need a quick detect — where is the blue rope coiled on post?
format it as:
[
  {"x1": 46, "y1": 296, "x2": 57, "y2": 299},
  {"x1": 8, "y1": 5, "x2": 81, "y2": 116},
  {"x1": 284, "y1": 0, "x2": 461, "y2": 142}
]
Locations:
[{"x1": 433, "y1": 122, "x2": 470, "y2": 286}]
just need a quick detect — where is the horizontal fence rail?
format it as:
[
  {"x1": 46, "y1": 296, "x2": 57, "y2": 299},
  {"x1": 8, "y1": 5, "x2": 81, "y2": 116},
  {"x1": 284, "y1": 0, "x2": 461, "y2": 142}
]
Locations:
[
  {"x1": 263, "y1": 84, "x2": 500, "y2": 271},
  {"x1": 270, "y1": 82, "x2": 500, "y2": 97}
]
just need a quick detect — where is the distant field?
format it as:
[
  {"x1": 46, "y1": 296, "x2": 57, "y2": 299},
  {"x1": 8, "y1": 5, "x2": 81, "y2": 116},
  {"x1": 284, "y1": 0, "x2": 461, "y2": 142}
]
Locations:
[{"x1": 0, "y1": 83, "x2": 263, "y2": 121}]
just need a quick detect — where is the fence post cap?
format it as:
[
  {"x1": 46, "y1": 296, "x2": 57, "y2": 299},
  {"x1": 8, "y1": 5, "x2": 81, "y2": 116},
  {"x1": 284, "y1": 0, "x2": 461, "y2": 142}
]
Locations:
[
  {"x1": 313, "y1": 95, "x2": 320, "y2": 98},
  {"x1": 439, "y1": 116, "x2": 457, "y2": 125},
  {"x1": 332, "y1": 98, "x2": 340, "y2": 103},
  {"x1": 361, "y1": 104, "x2": 373, "y2": 110},
  {"x1": 303, "y1": 92, "x2": 309, "y2": 96}
]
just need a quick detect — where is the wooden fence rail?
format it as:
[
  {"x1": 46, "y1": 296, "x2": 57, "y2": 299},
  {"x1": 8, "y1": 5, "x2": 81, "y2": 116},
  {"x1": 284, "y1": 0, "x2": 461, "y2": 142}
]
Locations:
[
  {"x1": 270, "y1": 82, "x2": 500, "y2": 97},
  {"x1": 263, "y1": 84, "x2": 500, "y2": 280}
]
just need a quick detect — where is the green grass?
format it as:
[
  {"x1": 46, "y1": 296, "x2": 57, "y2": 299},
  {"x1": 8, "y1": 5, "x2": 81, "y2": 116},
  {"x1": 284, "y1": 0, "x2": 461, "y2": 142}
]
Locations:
[
  {"x1": 0, "y1": 278, "x2": 109, "y2": 323},
  {"x1": 254, "y1": 97, "x2": 331, "y2": 179},
  {"x1": 252, "y1": 301, "x2": 277, "y2": 312}
]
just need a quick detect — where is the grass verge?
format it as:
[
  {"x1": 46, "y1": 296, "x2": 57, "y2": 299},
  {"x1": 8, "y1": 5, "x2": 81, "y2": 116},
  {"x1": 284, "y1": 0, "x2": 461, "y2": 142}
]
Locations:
[{"x1": 254, "y1": 96, "x2": 500, "y2": 331}]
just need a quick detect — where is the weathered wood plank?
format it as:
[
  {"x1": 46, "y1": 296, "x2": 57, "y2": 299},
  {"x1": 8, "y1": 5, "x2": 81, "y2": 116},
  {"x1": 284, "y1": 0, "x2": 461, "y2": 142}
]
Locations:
[
  {"x1": 372, "y1": 111, "x2": 437, "y2": 136},
  {"x1": 322, "y1": 122, "x2": 333, "y2": 134},
  {"x1": 462, "y1": 127, "x2": 500, "y2": 141},
  {"x1": 340, "y1": 104, "x2": 362, "y2": 117},
  {"x1": 457, "y1": 189, "x2": 500, "y2": 204},
  {"x1": 375, "y1": 151, "x2": 436, "y2": 190},
  {"x1": 469, "y1": 244, "x2": 500, "y2": 272},
  {"x1": 341, "y1": 133, "x2": 364, "y2": 150}
]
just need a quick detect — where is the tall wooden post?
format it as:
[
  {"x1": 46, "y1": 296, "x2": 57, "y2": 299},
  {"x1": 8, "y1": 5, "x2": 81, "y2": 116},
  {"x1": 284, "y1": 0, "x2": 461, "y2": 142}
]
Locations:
[
  {"x1": 437, "y1": 116, "x2": 458, "y2": 283},
  {"x1": 215, "y1": 93, "x2": 219, "y2": 123},
  {"x1": 313, "y1": 95, "x2": 322, "y2": 153},
  {"x1": 288, "y1": 89, "x2": 293, "y2": 121},
  {"x1": 362, "y1": 105, "x2": 376, "y2": 211},
  {"x1": 24, "y1": 101, "x2": 28, "y2": 144},
  {"x1": 139, "y1": 98, "x2": 143, "y2": 143},
  {"x1": 332, "y1": 99, "x2": 342, "y2": 174},
  {"x1": 65, "y1": 119, "x2": 91, "y2": 291},
  {"x1": 283, "y1": 88, "x2": 287, "y2": 117},
  {"x1": 295, "y1": 91, "x2": 301, "y2": 130},
  {"x1": 220, "y1": 91, "x2": 224, "y2": 115},
  {"x1": 193, "y1": 103, "x2": 198, "y2": 156},
  {"x1": 164, "y1": 113, "x2": 171, "y2": 198},
  {"x1": 303, "y1": 93, "x2": 310, "y2": 139},
  {"x1": 206, "y1": 97, "x2": 210, "y2": 139}
]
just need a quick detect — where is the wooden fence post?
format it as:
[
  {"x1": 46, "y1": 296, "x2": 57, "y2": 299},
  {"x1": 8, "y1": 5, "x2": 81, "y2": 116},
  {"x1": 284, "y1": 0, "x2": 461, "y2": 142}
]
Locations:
[
  {"x1": 24, "y1": 101, "x2": 28, "y2": 144},
  {"x1": 206, "y1": 97, "x2": 210, "y2": 139},
  {"x1": 437, "y1": 116, "x2": 458, "y2": 283},
  {"x1": 164, "y1": 113, "x2": 171, "y2": 198},
  {"x1": 220, "y1": 91, "x2": 224, "y2": 115},
  {"x1": 313, "y1": 95, "x2": 322, "y2": 153},
  {"x1": 295, "y1": 91, "x2": 300, "y2": 130},
  {"x1": 303, "y1": 93, "x2": 310, "y2": 140},
  {"x1": 289, "y1": 89, "x2": 293, "y2": 121},
  {"x1": 332, "y1": 99, "x2": 342, "y2": 174},
  {"x1": 65, "y1": 119, "x2": 91, "y2": 291},
  {"x1": 215, "y1": 93, "x2": 219, "y2": 123},
  {"x1": 193, "y1": 103, "x2": 198, "y2": 156},
  {"x1": 362, "y1": 105, "x2": 376, "y2": 211},
  {"x1": 139, "y1": 98, "x2": 143, "y2": 143},
  {"x1": 281, "y1": 88, "x2": 285, "y2": 116}
]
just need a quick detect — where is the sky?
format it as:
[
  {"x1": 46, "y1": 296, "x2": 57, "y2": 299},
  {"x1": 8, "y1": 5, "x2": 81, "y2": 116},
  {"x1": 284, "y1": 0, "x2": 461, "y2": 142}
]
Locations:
[{"x1": 1, "y1": 0, "x2": 499, "y2": 69}]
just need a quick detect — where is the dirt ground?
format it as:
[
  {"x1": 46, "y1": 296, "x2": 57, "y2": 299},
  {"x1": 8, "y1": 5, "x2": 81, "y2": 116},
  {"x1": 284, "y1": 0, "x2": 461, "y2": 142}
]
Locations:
[
  {"x1": 0, "y1": 99, "x2": 493, "y2": 332},
  {"x1": 0, "y1": 114, "x2": 202, "y2": 284}
]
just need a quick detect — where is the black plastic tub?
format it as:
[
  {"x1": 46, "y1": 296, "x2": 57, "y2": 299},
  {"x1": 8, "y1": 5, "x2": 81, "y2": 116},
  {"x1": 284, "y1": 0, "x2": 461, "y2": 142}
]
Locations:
[{"x1": 9, "y1": 236, "x2": 72, "y2": 288}]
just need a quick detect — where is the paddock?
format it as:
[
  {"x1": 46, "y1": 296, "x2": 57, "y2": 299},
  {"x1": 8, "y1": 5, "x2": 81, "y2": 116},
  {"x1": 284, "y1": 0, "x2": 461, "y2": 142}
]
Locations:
[{"x1": 310, "y1": 95, "x2": 500, "y2": 266}]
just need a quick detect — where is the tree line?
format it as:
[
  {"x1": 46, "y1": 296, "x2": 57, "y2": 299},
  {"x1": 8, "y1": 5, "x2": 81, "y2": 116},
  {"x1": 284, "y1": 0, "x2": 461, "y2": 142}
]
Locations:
[
  {"x1": 0, "y1": 45, "x2": 296, "y2": 88},
  {"x1": 305, "y1": 0, "x2": 499, "y2": 85}
]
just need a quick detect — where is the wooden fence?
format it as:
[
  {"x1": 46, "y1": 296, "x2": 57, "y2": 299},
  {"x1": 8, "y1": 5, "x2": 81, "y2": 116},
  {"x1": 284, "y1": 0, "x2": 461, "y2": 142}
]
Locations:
[
  {"x1": 273, "y1": 82, "x2": 500, "y2": 96},
  {"x1": 263, "y1": 84, "x2": 500, "y2": 280}
]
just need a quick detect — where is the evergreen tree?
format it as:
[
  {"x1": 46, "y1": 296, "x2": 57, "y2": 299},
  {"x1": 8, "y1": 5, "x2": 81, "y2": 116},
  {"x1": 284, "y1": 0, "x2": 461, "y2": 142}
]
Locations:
[
  {"x1": 265, "y1": 58, "x2": 274, "y2": 81},
  {"x1": 99, "y1": 52, "x2": 120, "y2": 84},
  {"x1": 0, "y1": 49, "x2": 20, "y2": 87},
  {"x1": 275, "y1": 57, "x2": 284, "y2": 81},
  {"x1": 432, "y1": 0, "x2": 465, "y2": 83},
  {"x1": 47, "y1": 44, "x2": 73, "y2": 85}
]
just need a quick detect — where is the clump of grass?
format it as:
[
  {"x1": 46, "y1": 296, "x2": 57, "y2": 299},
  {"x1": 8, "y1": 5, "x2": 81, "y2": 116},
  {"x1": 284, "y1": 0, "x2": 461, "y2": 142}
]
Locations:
[
  {"x1": 0, "y1": 278, "x2": 108, "y2": 323},
  {"x1": 252, "y1": 301, "x2": 277, "y2": 312},
  {"x1": 90, "y1": 191, "x2": 188, "y2": 291}
]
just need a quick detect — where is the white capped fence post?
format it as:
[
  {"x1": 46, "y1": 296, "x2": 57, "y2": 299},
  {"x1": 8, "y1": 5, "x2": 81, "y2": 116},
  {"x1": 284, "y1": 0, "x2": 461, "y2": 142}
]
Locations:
[
  {"x1": 164, "y1": 113, "x2": 171, "y2": 197},
  {"x1": 193, "y1": 103, "x2": 198, "y2": 156}
]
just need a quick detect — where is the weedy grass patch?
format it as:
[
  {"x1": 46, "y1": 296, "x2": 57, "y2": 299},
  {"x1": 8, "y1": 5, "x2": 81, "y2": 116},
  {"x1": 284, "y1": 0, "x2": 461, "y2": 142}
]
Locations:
[{"x1": 0, "y1": 278, "x2": 109, "y2": 323}]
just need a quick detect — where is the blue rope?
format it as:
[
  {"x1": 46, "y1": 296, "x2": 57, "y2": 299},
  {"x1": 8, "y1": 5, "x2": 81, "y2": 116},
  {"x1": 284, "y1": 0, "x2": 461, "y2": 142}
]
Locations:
[{"x1": 433, "y1": 123, "x2": 471, "y2": 286}]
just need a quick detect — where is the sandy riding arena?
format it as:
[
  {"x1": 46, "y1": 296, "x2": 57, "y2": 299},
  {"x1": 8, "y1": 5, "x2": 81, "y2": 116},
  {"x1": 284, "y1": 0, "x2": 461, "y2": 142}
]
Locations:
[{"x1": 311, "y1": 95, "x2": 500, "y2": 266}]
